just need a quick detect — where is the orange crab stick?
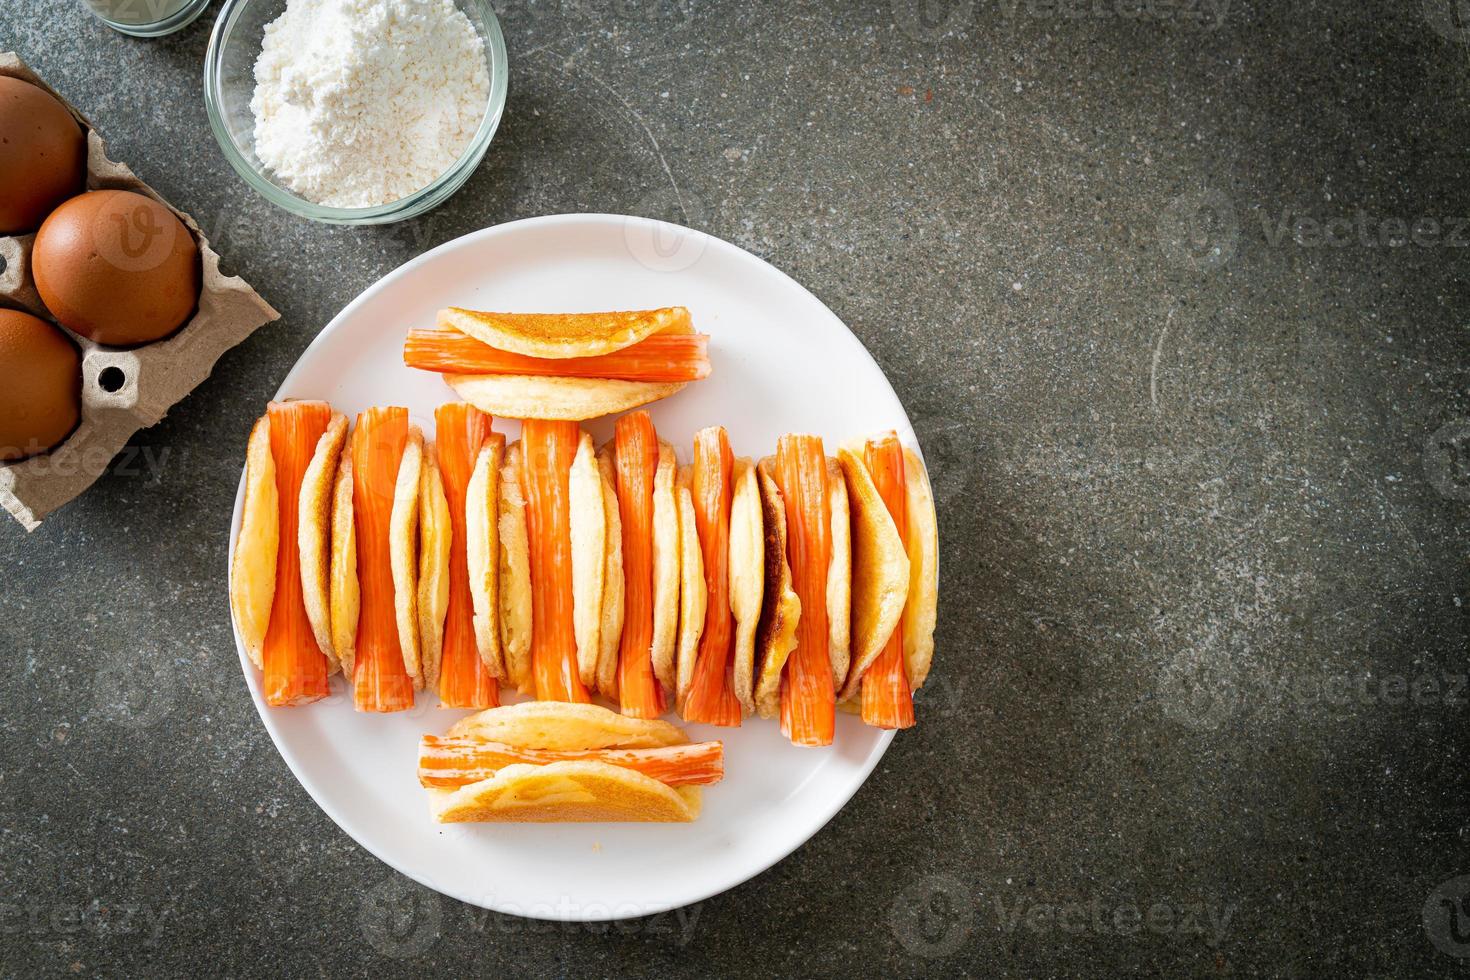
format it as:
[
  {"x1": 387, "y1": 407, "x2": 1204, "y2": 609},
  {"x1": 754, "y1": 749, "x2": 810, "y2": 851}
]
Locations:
[
  {"x1": 682, "y1": 426, "x2": 742, "y2": 726},
  {"x1": 403, "y1": 330, "x2": 711, "y2": 382},
  {"x1": 417, "y1": 737, "x2": 725, "y2": 788},
  {"x1": 521, "y1": 420, "x2": 592, "y2": 704},
  {"x1": 775, "y1": 433, "x2": 836, "y2": 746},
  {"x1": 261, "y1": 400, "x2": 334, "y2": 706},
  {"x1": 860, "y1": 433, "x2": 916, "y2": 729},
  {"x1": 615, "y1": 411, "x2": 667, "y2": 719},
  {"x1": 351, "y1": 407, "x2": 415, "y2": 712},
  {"x1": 436, "y1": 403, "x2": 500, "y2": 709}
]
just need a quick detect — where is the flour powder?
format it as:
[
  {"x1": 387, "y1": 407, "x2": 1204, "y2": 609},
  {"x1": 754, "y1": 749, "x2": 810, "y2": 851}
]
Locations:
[{"x1": 250, "y1": 0, "x2": 490, "y2": 208}]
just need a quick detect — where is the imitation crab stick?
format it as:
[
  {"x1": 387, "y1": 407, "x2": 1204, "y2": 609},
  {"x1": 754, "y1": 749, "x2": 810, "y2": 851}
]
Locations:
[
  {"x1": 521, "y1": 420, "x2": 592, "y2": 703},
  {"x1": 775, "y1": 434, "x2": 836, "y2": 746},
  {"x1": 403, "y1": 330, "x2": 712, "y2": 382},
  {"x1": 436, "y1": 404, "x2": 499, "y2": 709},
  {"x1": 261, "y1": 401, "x2": 334, "y2": 706},
  {"x1": 417, "y1": 736, "x2": 725, "y2": 788},
  {"x1": 682, "y1": 426, "x2": 742, "y2": 726},
  {"x1": 351, "y1": 407, "x2": 415, "y2": 712},
  {"x1": 860, "y1": 433, "x2": 916, "y2": 729},
  {"x1": 615, "y1": 411, "x2": 667, "y2": 719}
]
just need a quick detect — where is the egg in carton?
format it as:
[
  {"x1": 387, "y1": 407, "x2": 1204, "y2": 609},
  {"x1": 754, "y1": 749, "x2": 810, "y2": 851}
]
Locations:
[{"x1": 0, "y1": 52, "x2": 278, "y2": 531}]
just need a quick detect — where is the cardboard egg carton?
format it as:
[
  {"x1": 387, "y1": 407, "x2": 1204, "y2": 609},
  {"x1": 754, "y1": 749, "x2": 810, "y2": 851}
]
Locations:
[{"x1": 0, "y1": 52, "x2": 278, "y2": 531}]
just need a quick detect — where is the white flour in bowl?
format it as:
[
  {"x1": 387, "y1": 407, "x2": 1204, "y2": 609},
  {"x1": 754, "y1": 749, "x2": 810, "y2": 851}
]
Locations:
[{"x1": 249, "y1": 0, "x2": 489, "y2": 208}]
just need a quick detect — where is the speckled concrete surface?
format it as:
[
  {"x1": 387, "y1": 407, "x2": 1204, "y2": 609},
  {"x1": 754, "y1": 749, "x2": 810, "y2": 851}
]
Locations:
[{"x1": 2, "y1": 0, "x2": 1468, "y2": 975}]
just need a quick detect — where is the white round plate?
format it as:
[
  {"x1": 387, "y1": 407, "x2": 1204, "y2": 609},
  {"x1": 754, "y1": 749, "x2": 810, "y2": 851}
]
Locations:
[{"x1": 230, "y1": 213, "x2": 918, "y2": 921}]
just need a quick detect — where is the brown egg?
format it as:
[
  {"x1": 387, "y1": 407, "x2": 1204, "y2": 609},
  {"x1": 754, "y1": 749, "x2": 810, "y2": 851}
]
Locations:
[
  {"x1": 0, "y1": 76, "x2": 87, "y2": 234},
  {"x1": 32, "y1": 190, "x2": 200, "y2": 347},
  {"x1": 0, "y1": 309, "x2": 81, "y2": 461}
]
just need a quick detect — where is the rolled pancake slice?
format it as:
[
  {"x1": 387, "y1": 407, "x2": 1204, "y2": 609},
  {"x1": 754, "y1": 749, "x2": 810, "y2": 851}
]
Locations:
[
  {"x1": 428, "y1": 761, "x2": 701, "y2": 823},
  {"x1": 728, "y1": 457, "x2": 764, "y2": 717},
  {"x1": 416, "y1": 444, "x2": 452, "y2": 692},
  {"x1": 231, "y1": 415, "x2": 278, "y2": 671},
  {"x1": 465, "y1": 435, "x2": 507, "y2": 678},
  {"x1": 297, "y1": 413, "x2": 348, "y2": 673},
  {"x1": 568, "y1": 433, "x2": 607, "y2": 688},
  {"x1": 445, "y1": 374, "x2": 687, "y2": 422},
  {"x1": 437, "y1": 306, "x2": 692, "y2": 359},
  {"x1": 391, "y1": 427, "x2": 425, "y2": 688},
  {"x1": 825, "y1": 457, "x2": 851, "y2": 692},
  {"x1": 649, "y1": 441, "x2": 680, "y2": 695},
  {"x1": 751, "y1": 459, "x2": 801, "y2": 719},
  {"x1": 902, "y1": 448, "x2": 939, "y2": 691},
  {"x1": 834, "y1": 446, "x2": 911, "y2": 702}
]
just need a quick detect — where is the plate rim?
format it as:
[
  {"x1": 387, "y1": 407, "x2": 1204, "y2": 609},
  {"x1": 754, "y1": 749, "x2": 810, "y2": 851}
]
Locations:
[{"x1": 229, "y1": 212, "x2": 908, "y2": 920}]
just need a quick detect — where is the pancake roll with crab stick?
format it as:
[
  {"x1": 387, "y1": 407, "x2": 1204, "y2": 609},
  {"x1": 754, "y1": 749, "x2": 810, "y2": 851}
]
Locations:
[
  {"x1": 609, "y1": 411, "x2": 681, "y2": 718},
  {"x1": 230, "y1": 400, "x2": 348, "y2": 707},
  {"x1": 420, "y1": 702, "x2": 723, "y2": 823},
  {"x1": 426, "y1": 403, "x2": 507, "y2": 709},
  {"x1": 754, "y1": 434, "x2": 852, "y2": 746},
  {"x1": 328, "y1": 407, "x2": 426, "y2": 712},
  {"x1": 403, "y1": 308, "x2": 709, "y2": 421},
  {"x1": 518, "y1": 419, "x2": 615, "y2": 704},
  {"x1": 835, "y1": 432, "x2": 939, "y2": 726},
  {"x1": 676, "y1": 426, "x2": 746, "y2": 726}
]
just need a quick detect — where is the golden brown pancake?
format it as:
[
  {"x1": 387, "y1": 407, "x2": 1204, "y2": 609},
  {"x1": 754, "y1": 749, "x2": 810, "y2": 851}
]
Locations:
[
  {"x1": 231, "y1": 415, "x2": 278, "y2": 671},
  {"x1": 902, "y1": 448, "x2": 939, "y2": 690},
  {"x1": 329, "y1": 453, "x2": 359, "y2": 678},
  {"x1": 825, "y1": 456, "x2": 851, "y2": 690},
  {"x1": 465, "y1": 435, "x2": 507, "y2": 678},
  {"x1": 751, "y1": 459, "x2": 801, "y2": 719},
  {"x1": 497, "y1": 442, "x2": 534, "y2": 694},
  {"x1": 673, "y1": 473, "x2": 707, "y2": 708},
  {"x1": 445, "y1": 374, "x2": 688, "y2": 422},
  {"x1": 569, "y1": 432, "x2": 607, "y2": 688},
  {"x1": 448, "y1": 700, "x2": 690, "y2": 749},
  {"x1": 391, "y1": 427, "x2": 425, "y2": 688},
  {"x1": 728, "y1": 457, "x2": 764, "y2": 716},
  {"x1": 298, "y1": 413, "x2": 348, "y2": 673},
  {"x1": 436, "y1": 306, "x2": 692, "y2": 359},
  {"x1": 428, "y1": 761, "x2": 701, "y2": 824},
  {"x1": 416, "y1": 444, "x2": 452, "y2": 691},
  {"x1": 650, "y1": 441, "x2": 680, "y2": 695},
  {"x1": 594, "y1": 448, "x2": 625, "y2": 697},
  {"x1": 834, "y1": 446, "x2": 910, "y2": 702}
]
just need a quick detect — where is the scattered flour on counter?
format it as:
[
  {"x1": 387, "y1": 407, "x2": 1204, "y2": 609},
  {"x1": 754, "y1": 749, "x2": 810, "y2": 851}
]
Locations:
[{"x1": 249, "y1": 0, "x2": 489, "y2": 208}]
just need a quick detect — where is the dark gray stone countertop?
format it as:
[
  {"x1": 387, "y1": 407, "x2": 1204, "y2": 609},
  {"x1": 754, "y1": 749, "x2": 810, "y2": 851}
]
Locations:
[{"x1": 2, "y1": 0, "x2": 1467, "y2": 975}]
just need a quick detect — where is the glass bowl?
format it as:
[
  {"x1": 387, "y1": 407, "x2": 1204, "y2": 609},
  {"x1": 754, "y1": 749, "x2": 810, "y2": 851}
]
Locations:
[
  {"x1": 86, "y1": 0, "x2": 213, "y2": 37},
  {"x1": 203, "y1": 0, "x2": 508, "y2": 225}
]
